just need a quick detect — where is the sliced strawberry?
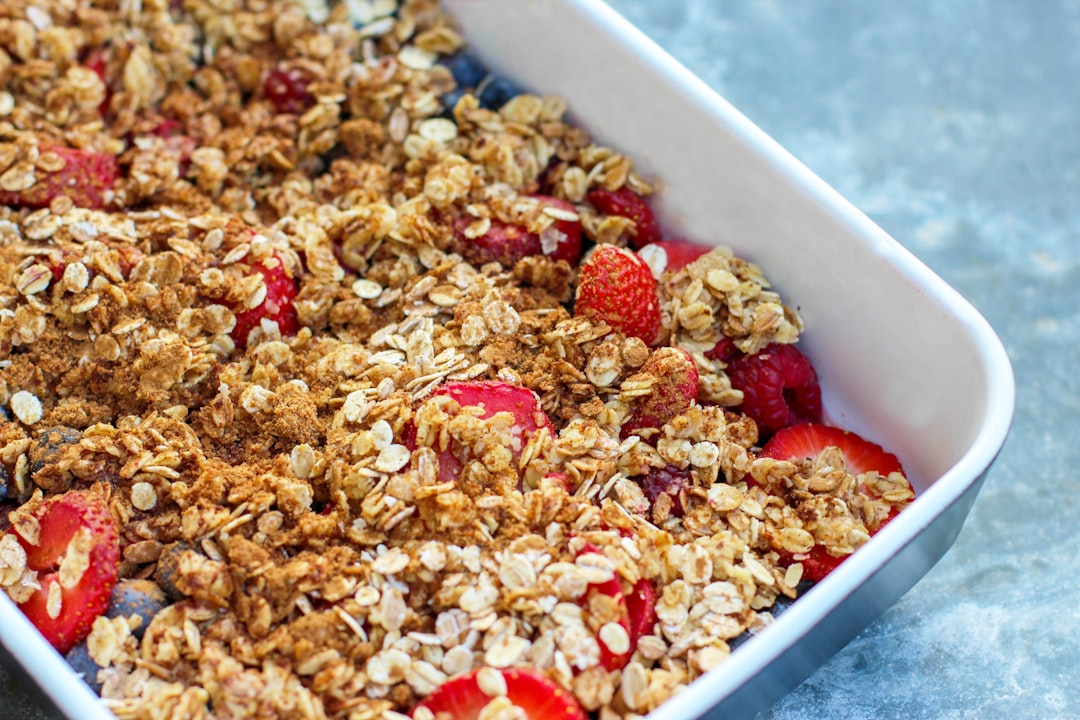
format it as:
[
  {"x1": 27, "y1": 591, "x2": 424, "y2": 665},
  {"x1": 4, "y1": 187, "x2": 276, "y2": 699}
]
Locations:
[
  {"x1": 407, "y1": 381, "x2": 555, "y2": 484},
  {"x1": 413, "y1": 667, "x2": 586, "y2": 720},
  {"x1": 454, "y1": 196, "x2": 582, "y2": 268},
  {"x1": 645, "y1": 239, "x2": 713, "y2": 273},
  {"x1": 229, "y1": 251, "x2": 300, "y2": 350},
  {"x1": 761, "y1": 423, "x2": 907, "y2": 582},
  {"x1": 0, "y1": 146, "x2": 118, "y2": 210},
  {"x1": 726, "y1": 343, "x2": 822, "y2": 436},
  {"x1": 82, "y1": 48, "x2": 111, "y2": 115},
  {"x1": 586, "y1": 187, "x2": 661, "y2": 249},
  {"x1": 625, "y1": 578, "x2": 657, "y2": 650},
  {"x1": 264, "y1": 66, "x2": 315, "y2": 114},
  {"x1": 574, "y1": 543, "x2": 631, "y2": 671},
  {"x1": 10, "y1": 491, "x2": 120, "y2": 654},
  {"x1": 574, "y1": 245, "x2": 662, "y2": 345},
  {"x1": 623, "y1": 347, "x2": 698, "y2": 435},
  {"x1": 761, "y1": 424, "x2": 904, "y2": 477},
  {"x1": 575, "y1": 543, "x2": 657, "y2": 671}
]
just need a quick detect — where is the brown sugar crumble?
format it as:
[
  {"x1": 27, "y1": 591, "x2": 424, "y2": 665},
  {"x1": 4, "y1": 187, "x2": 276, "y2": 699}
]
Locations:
[{"x1": 0, "y1": 1, "x2": 915, "y2": 718}]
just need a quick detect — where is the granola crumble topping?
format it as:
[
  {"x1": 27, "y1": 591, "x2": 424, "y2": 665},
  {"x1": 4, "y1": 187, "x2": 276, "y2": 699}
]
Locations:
[{"x1": 0, "y1": 1, "x2": 914, "y2": 718}]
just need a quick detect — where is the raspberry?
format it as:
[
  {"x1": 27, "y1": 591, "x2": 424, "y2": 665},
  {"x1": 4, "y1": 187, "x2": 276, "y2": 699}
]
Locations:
[
  {"x1": 726, "y1": 343, "x2": 822, "y2": 436},
  {"x1": 639, "y1": 465, "x2": 690, "y2": 517},
  {"x1": 264, "y1": 66, "x2": 315, "y2": 114},
  {"x1": 705, "y1": 336, "x2": 737, "y2": 362}
]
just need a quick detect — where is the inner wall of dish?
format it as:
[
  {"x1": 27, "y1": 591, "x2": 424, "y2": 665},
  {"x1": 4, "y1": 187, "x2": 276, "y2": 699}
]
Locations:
[{"x1": 445, "y1": 0, "x2": 990, "y2": 493}]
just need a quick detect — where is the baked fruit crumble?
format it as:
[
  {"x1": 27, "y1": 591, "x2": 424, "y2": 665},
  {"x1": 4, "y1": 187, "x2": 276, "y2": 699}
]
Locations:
[{"x1": 0, "y1": 1, "x2": 916, "y2": 718}]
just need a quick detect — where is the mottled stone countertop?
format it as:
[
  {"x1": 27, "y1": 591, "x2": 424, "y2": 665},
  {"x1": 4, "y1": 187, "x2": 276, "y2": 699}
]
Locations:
[{"x1": 3, "y1": 1, "x2": 1075, "y2": 718}]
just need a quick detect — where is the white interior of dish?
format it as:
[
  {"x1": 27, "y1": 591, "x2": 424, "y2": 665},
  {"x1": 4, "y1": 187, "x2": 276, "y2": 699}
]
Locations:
[{"x1": 0, "y1": 2, "x2": 1014, "y2": 718}]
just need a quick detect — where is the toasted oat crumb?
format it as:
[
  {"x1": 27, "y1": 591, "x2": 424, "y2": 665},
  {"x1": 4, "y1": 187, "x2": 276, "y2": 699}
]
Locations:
[
  {"x1": 10, "y1": 391, "x2": 43, "y2": 425},
  {"x1": 477, "y1": 666, "x2": 508, "y2": 697},
  {"x1": 130, "y1": 482, "x2": 157, "y2": 512}
]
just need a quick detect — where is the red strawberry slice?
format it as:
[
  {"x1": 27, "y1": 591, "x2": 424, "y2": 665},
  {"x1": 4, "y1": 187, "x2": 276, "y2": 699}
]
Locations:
[
  {"x1": 10, "y1": 491, "x2": 120, "y2": 654},
  {"x1": 413, "y1": 667, "x2": 586, "y2": 720},
  {"x1": 778, "y1": 545, "x2": 843, "y2": 583},
  {"x1": 406, "y1": 381, "x2": 555, "y2": 484},
  {"x1": 575, "y1": 544, "x2": 655, "y2": 671},
  {"x1": 644, "y1": 239, "x2": 713, "y2": 273},
  {"x1": 761, "y1": 424, "x2": 904, "y2": 477},
  {"x1": 623, "y1": 347, "x2": 698, "y2": 435},
  {"x1": 0, "y1": 146, "x2": 118, "y2": 210},
  {"x1": 454, "y1": 196, "x2": 582, "y2": 268},
  {"x1": 586, "y1": 187, "x2": 661, "y2": 249},
  {"x1": 625, "y1": 578, "x2": 657, "y2": 651},
  {"x1": 264, "y1": 65, "x2": 315, "y2": 114},
  {"x1": 83, "y1": 48, "x2": 111, "y2": 115},
  {"x1": 761, "y1": 423, "x2": 907, "y2": 582},
  {"x1": 726, "y1": 343, "x2": 822, "y2": 436},
  {"x1": 574, "y1": 245, "x2": 662, "y2": 345},
  {"x1": 229, "y1": 251, "x2": 300, "y2": 350},
  {"x1": 575, "y1": 543, "x2": 631, "y2": 671}
]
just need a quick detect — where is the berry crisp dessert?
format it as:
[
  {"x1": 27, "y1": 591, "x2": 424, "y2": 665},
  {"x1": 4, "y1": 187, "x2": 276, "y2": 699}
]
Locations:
[{"x1": 0, "y1": 1, "x2": 915, "y2": 718}]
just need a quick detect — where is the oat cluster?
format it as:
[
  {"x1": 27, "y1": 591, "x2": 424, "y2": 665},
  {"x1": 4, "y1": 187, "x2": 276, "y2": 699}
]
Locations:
[{"x1": 0, "y1": 1, "x2": 913, "y2": 719}]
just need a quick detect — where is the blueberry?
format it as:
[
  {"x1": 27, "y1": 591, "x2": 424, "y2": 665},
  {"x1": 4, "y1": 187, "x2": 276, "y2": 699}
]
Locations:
[
  {"x1": 106, "y1": 579, "x2": 168, "y2": 639},
  {"x1": 28, "y1": 426, "x2": 82, "y2": 493},
  {"x1": 29, "y1": 426, "x2": 82, "y2": 473},
  {"x1": 154, "y1": 541, "x2": 195, "y2": 600},
  {"x1": 440, "y1": 87, "x2": 469, "y2": 115},
  {"x1": 0, "y1": 404, "x2": 9, "y2": 421},
  {"x1": 64, "y1": 642, "x2": 103, "y2": 694},
  {"x1": 0, "y1": 464, "x2": 8, "y2": 503},
  {"x1": 441, "y1": 51, "x2": 488, "y2": 90},
  {"x1": 477, "y1": 76, "x2": 522, "y2": 111}
]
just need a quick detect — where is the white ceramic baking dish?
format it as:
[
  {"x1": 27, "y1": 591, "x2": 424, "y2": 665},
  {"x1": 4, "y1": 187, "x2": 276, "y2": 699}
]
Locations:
[{"x1": 0, "y1": 1, "x2": 1015, "y2": 718}]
